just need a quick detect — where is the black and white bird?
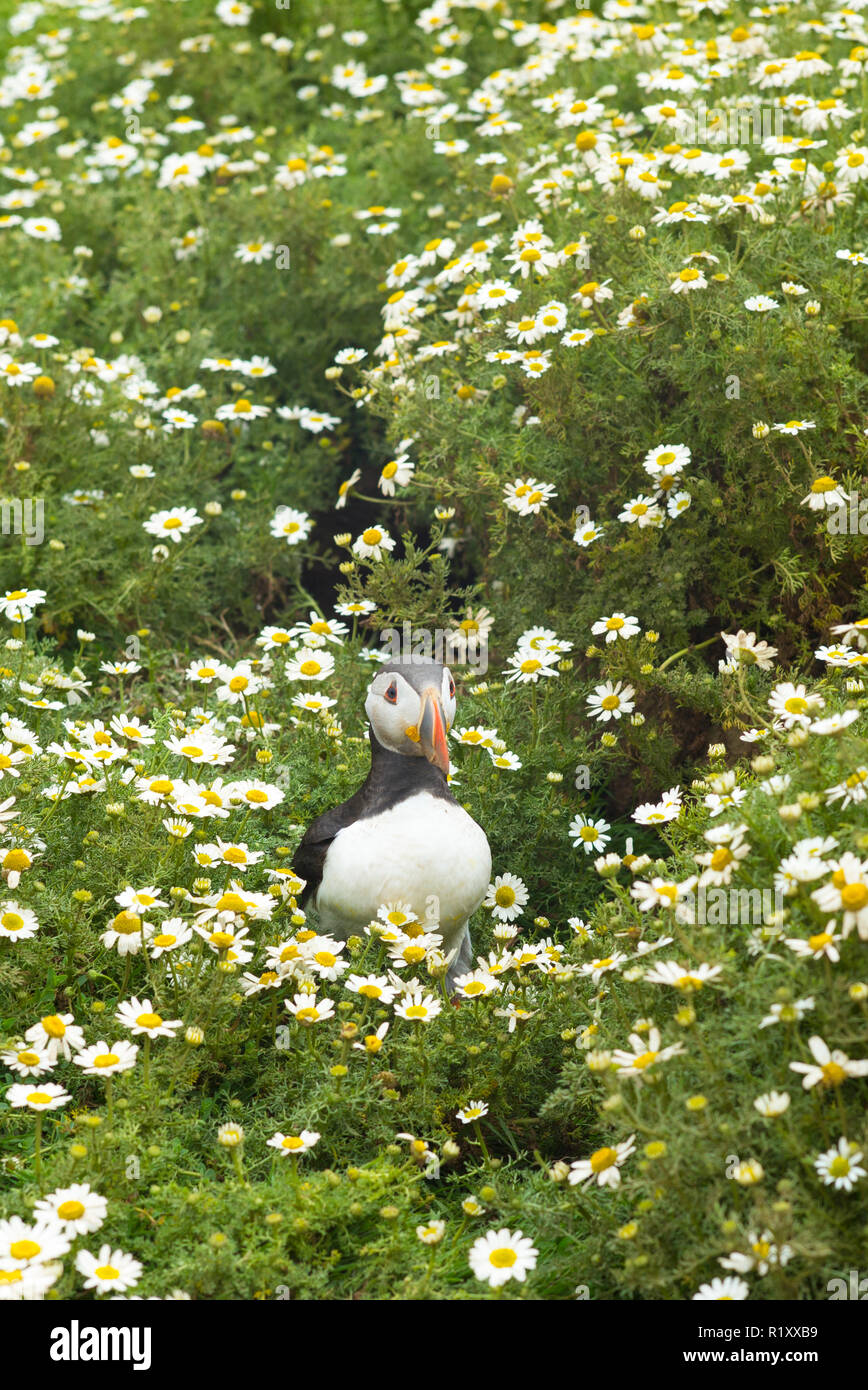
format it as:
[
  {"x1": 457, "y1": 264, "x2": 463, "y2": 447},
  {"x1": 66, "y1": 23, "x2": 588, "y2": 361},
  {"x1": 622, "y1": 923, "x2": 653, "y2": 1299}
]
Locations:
[{"x1": 293, "y1": 658, "x2": 491, "y2": 987}]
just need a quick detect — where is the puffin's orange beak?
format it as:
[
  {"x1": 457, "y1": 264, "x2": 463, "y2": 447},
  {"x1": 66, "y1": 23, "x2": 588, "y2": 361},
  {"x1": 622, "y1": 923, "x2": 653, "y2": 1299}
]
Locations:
[{"x1": 418, "y1": 686, "x2": 449, "y2": 774}]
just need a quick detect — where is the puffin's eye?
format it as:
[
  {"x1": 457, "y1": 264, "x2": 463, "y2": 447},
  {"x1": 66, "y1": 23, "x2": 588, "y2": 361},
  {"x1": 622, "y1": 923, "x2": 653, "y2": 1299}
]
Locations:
[
  {"x1": 384, "y1": 680, "x2": 398, "y2": 704},
  {"x1": 448, "y1": 676, "x2": 455, "y2": 699}
]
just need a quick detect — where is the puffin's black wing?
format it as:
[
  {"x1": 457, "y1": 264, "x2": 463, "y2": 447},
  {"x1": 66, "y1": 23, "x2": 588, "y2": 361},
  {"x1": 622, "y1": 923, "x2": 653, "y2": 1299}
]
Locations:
[{"x1": 292, "y1": 788, "x2": 371, "y2": 908}]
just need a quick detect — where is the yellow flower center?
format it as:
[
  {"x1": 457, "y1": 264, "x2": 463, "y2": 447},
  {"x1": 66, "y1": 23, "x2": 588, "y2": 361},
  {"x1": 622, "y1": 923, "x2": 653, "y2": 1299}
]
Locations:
[
  {"x1": 2, "y1": 911, "x2": 24, "y2": 930},
  {"x1": 135, "y1": 1012, "x2": 162, "y2": 1029},
  {"x1": 111, "y1": 911, "x2": 142, "y2": 935},
  {"x1": 281, "y1": 1135, "x2": 304, "y2": 1150},
  {"x1": 590, "y1": 1146, "x2": 618, "y2": 1173},
  {"x1": 841, "y1": 882, "x2": 868, "y2": 911},
  {"x1": 488, "y1": 1247, "x2": 517, "y2": 1268},
  {"x1": 821, "y1": 1061, "x2": 847, "y2": 1087},
  {"x1": 95, "y1": 1265, "x2": 120, "y2": 1281},
  {"x1": 362, "y1": 528, "x2": 382, "y2": 546},
  {"x1": 41, "y1": 1015, "x2": 66, "y2": 1038},
  {"x1": 93, "y1": 1053, "x2": 120, "y2": 1069},
  {"x1": 808, "y1": 932, "x2": 832, "y2": 950},
  {"x1": 216, "y1": 892, "x2": 247, "y2": 913},
  {"x1": 57, "y1": 1200, "x2": 85, "y2": 1220},
  {"x1": 10, "y1": 1239, "x2": 41, "y2": 1260},
  {"x1": 632, "y1": 1050, "x2": 658, "y2": 1069},
  {"x1": 784, "y1": 696, "x2": 808, "y2": 713}
]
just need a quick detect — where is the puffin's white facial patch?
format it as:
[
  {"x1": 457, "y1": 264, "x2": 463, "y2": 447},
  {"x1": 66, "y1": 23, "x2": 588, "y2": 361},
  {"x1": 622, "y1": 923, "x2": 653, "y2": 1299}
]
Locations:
[{"x1": 366, "y1": 670, "x2": 426, "y2": 756}]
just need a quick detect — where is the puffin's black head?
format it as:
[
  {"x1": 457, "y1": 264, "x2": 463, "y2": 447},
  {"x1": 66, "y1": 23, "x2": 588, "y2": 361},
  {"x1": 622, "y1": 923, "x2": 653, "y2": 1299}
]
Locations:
[{"x1": 365, "y1": 658, "x2": 456, "y2": 773}]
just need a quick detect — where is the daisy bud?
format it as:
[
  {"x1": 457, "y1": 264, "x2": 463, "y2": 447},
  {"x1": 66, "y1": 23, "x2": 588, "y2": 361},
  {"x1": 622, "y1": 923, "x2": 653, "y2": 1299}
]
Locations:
[
  {"x1": 752, "y1": 421, "x2": 770, "y2": 438},
  {"x1": 490, "y1": 173, "x2": 513, "y2": 195},
  {"x1": 325, "y1": 367, "x2": 342, "y2": 380},
  {"x1": 600, "y1": 732, "x2": 617, "y2": 748},
  {"x1": 778, "y1": 803, "x2": 802, "y2": 823},
  {"x1": 848, "y1": 983, "x2": 868, "y2": 1001},
  {"x1": 805, "y1": 300, "x2": 820, "y2": 316},
  {"x1": 33, "y1": 375, "x2": 55, "y2": 397},
  {"x1": 549, "y1": 1161, "x2": 570, "y2": 1183},
  {"x1": 442, "y1": 1140, "x2": 460, "y2": 1161},
  {"x1": 629, "y1": 225, "x2": 646, "y2": 240},
  {"x1": 186, "y1": 1026, "x2": 204, "y2": 1047},
  {"x1": 730, "y1": 1158, "x2": 764, "y2": 1185},
  {"x1": 217, "y1": 1122, "x2": 243, "y2": 1148},
  {"x1": 595, "y1": 853, "x2": 621, "y2": 877},
  {"x1": 707, "y1": 743, "x2": 726, "y2": 759},
  {"x1": 142, "y1": 306, "x2": 162, "y2": 324},
  {"x1": 586, "y1": 1050, "x2": 612, "y2": 1072},
  {"x1": 204, "y1": 501, "x2": 222, "y2": 516},
  {"x1": 787, "y1": 727, "x2": 808, "y2": 747},
  {"x1": 751, "y1": 755, "x2": 774, "y2": 773}
]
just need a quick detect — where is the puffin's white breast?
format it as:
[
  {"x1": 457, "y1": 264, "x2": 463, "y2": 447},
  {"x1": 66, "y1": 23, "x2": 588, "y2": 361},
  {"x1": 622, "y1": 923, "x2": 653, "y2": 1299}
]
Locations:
[{"x1": 315, "y1": 792, "x2": 491, "y2": 950}]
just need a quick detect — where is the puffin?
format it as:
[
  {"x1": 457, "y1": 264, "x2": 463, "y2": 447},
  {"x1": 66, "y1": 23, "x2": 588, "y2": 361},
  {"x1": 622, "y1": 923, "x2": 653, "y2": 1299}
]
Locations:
[{"x1": 293, "y1": 657, "x2": 492, "y2": 988}]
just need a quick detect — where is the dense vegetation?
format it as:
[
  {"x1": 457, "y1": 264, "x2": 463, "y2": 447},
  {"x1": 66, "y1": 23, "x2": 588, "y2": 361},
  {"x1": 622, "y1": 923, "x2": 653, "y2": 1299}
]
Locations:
[{"x1": 1, "y1": 0, "x2": 867, "y2": 1301}]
